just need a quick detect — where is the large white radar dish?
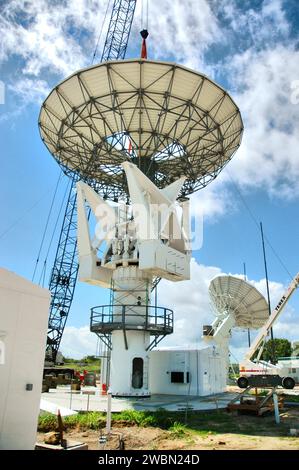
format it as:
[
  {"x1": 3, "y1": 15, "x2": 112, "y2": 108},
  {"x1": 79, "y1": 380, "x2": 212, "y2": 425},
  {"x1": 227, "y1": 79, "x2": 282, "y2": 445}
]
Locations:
[
  {"x1": 209, "y1": 275, "x2": 269, "y2": 329},
  {"x1": 39, "y1": 59, "x2": 243, "y2": 200}
]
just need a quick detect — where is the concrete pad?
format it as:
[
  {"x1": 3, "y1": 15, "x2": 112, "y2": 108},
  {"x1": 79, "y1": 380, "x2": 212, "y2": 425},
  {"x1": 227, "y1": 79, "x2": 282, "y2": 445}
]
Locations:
[
  {"x1": 41, "y1": 386, "x2": 236, "y2": 413},
  {"x1": 40, "y1": 398, "x2": 78, "y2": 416}
]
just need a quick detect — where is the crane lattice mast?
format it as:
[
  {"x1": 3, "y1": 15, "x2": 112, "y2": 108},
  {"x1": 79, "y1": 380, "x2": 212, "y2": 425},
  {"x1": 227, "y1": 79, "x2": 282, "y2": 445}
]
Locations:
[{"x1": 45, "y1": 0, "x2": 137, "y2": 363}]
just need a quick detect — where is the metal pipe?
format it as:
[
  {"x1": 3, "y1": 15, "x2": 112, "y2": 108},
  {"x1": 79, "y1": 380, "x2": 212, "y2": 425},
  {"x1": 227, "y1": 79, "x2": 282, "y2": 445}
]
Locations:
[
  {"x1": 243, "y1": 262, "x2": 251, "y2": 347},
  {"x1": 260, "y1": 222, "x2": 274, "y2": 340},
  {"x1": 273, "y1": 392, "x2": 280, "y2": 424},
  {"x1": 106, "y1": 392, "x2": 112, "y2": 434}
]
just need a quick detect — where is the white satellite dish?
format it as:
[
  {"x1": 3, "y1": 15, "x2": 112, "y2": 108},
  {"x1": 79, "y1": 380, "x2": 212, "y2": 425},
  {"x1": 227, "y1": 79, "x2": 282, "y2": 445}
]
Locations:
[{"x1": 209, "y1": 275, "x2": 269, "y2": 329}]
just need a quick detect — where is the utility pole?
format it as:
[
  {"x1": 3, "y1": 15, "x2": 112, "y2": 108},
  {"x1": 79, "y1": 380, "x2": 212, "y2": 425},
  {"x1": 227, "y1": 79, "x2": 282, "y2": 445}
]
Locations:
[
  {"x1": 260, "y1": 222, "x2": 276, "y2": 364},
  {"x1": 260, "y1": 222, "x2": 273, "y2": 340},
  {"x1": 243, "y1": 262, "x2": 251, "y2": 347}
]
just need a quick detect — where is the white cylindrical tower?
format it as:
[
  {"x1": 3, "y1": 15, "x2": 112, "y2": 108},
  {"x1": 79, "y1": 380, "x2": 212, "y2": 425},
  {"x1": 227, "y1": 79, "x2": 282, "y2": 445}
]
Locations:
[
  {"x1": 110, "y1": 331, "x2": 150, "y2": 396},
  {"x1": 110, "y1": 265, "x2": 152, "y2": 396},
  {"x1": 91, "y1": 264, "x2": 173, "y2": 397}
]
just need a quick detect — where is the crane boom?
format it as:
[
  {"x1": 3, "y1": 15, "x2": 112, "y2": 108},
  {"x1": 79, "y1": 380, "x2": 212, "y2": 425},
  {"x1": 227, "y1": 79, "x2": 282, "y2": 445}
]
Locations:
[
  {"x1": 238, "y1": 271, "x2": 299, "y2": 389},
  {"x1": 245, "y1": 272, "x2": 299, "y2": 361},
  {"x1": 101, "y1": 0, "x2": 136, "y2": 62},
  {"x1": 45, "y1": 0, "x2": 137, "y2": 363}
]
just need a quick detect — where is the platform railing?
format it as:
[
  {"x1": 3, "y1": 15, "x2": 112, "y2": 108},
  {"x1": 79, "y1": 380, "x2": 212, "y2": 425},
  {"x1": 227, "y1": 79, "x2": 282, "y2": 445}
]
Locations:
[{"x1": 90, "y1": 304, "x2": 173, "y2": 335}]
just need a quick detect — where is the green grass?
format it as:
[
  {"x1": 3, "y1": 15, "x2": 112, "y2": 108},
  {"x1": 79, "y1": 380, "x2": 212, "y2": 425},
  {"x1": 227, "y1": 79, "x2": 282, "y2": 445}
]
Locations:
[
  {"x1": 38, "y1": 407, "x2": 296, "y2": 439},
  {"x1": 112, "y1": 409, "x2": 158, "y2": 427},
  {"x1": 39, "y1": 411, "x2": 106, "y2": 432},
  {"x1": 38, "y1": 409, "x2": 239, "y2": 435},
  {"x1": 39, "y1": 413, "x2": 57, "y2": 431},
  {"x1": 39, "y1": 409, "x2": 183, "y2": 432},
  {"x1": 37, "y1": 409, "x2": 240, "y2": 434},
  {"x1": 282, "y1": 394, "x2": 299, "y2": 403},
  {"x1": 59, "y1": 362, "x2": 100, "y2": 373},
  {"x1": 168, "y1": 421, "x2": 213, "y2": 440},
  {"x1": 168, "y1": 422, "x2": 189, "y2": 439}
]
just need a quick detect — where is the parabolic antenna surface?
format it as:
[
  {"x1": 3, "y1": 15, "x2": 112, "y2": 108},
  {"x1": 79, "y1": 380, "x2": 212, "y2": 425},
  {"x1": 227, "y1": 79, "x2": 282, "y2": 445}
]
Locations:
[
  {"x1": 209, "y1": 276, "x2": 269, "y2": 329},
  {"x1": 39, "y1": 59, "x2": 243, "y2": 200}
]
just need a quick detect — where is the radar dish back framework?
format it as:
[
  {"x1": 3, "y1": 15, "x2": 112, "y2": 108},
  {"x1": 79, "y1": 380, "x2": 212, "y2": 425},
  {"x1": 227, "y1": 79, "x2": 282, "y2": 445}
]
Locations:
[{"x1": 39, "y1": 59, "x2": 243, "y2": 200}]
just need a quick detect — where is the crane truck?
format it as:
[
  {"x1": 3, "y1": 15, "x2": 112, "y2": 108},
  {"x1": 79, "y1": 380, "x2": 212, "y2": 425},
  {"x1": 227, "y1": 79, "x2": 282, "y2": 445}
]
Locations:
[{"x1": 238, "y1": 272, "x2": 299, "y2": 389}]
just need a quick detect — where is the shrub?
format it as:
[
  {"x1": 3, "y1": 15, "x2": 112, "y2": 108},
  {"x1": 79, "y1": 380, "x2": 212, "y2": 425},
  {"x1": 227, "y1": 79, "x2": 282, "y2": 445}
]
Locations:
[{"x1": 168, "y1": 422, "x2": 188, "y2": 438}]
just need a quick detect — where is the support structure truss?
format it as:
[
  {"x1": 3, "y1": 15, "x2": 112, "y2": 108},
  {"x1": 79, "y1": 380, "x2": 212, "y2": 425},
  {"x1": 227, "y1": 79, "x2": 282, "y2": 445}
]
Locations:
[{"x1": 44, "y1": 0, "x2": 137, "y2": 363}]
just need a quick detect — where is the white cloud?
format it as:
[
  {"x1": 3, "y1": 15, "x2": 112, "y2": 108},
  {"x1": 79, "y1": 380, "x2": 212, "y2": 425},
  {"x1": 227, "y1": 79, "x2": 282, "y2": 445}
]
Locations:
[
  {"x1": 274, "y1": 316, "x2": 299, "y2": 339},
  {"x1": 220, "y1": 0, "x2": 290, "y2": 46},
  {"x1": 139, "y1": 0, "x2": 222, "y2": 72},
  {"x1": 60, "y1": 325, "x2": 98, "y2": 359},
  {"x1": 158, "y1": 259, "x2": 222, "y2": 347},
  {"x1": 8, "y1": 77, "x2": 49, "y2": 104},
  {"x1": 0, "y1": 0, "x2": 107, "y2": 76},
  {"x1": 0, "y1": 0, "x2": 224, "y2": 110},
  {"x1": 190, "y1": 171, "x2": 238, "y2": 221},
  {"x1": 0, "y1": 0, "x2": 222, "y2": 82},
  {"x1": 192, "y1": 43, "x2": 299, "y2": 216},
  {"x1": 227, "y1": 45, "x2": 299, "y2": 199},
  {"x1": 1, "y1": 0, "x2": 299, "y2": 216},
  {"x1": 140, "y1": 0, "x2": 299, "y2": 214}
]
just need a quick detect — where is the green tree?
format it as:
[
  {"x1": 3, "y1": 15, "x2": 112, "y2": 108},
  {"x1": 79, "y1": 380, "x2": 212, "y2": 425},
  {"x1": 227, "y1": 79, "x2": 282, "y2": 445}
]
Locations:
[
  {"x1": 82, "y1": 355, "x2": 98, "y2": 363},
  {"x1": 259, "y1": 338, "x2": 292, "y2": 363},
  {"x1": 63, "y1": 356, "x2": 78, "y2": 364}
]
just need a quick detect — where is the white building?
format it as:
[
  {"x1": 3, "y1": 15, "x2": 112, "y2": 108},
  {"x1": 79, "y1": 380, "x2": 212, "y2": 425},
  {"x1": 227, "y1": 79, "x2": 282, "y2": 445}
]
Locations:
[
  {"x1": 100, "y1": 344, "x2": 227, "y2": 397},
  {"x1": 0, "y1": 268, "x2": 50, "y2": 450},
  {"x1": 149, "y1": 346, "x2": 226, "y2": 396}
]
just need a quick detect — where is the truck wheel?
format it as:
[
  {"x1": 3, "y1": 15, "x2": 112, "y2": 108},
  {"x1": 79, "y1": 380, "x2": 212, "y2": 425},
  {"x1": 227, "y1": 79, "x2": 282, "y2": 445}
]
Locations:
[
  {"x1": 237, "y1": 376, "x2": 249, "y2": 389},
  {"x1": 282, "y1": 377, "x2": 295, "y2": 390}
]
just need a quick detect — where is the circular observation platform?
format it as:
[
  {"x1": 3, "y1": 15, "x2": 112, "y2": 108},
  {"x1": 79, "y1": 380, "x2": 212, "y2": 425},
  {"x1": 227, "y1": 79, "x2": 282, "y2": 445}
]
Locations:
[
  {"x1": 39, "y1": 59, "x2": 243, "y2": 200},
  {"x1": 90, "y1": 304, "x2": 173, "y2": 336}
]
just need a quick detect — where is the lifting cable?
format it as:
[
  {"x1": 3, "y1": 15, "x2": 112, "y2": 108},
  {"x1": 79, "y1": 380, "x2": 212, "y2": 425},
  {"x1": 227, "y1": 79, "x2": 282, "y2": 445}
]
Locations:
[
  {"x1": 37, "y1": 177, "x2": 72, "y2": 287},
  {"x1": 32, "y1": 171, "x2": 63, "y2": 282},
  {"x1": 226, "y1": 170, "x2": 293, "y2": 282},
  {"x1": 43, "y1": 177, "x2": 72, "y2": 263},
  {"x1": 141, "y1": 0, "x2": 149, "y2": 30},
  {"x1": 38, "y1": 260, "x2": 47, "y2": 288},
  {"x1": 0, "y1": 182, "x2": 61, "y2": 242},
  {"x1": 140, "y1": 0, "x2": 149, "y2": 59},
  {"x1": 92, "y1": 0, "x2": 111, "y2": 64}
]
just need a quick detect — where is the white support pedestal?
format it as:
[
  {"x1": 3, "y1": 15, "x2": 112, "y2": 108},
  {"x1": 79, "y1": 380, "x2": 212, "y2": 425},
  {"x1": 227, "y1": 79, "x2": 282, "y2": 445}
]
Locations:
[{"x1": 109, "y1": 265, "x2": 151, "y2": 397}]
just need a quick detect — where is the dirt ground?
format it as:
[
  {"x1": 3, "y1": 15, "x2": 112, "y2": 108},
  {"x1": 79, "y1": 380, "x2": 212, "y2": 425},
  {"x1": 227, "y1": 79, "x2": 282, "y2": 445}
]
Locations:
[{"x1": 37, "y1": 408, "x2": 299, "y2": 451}]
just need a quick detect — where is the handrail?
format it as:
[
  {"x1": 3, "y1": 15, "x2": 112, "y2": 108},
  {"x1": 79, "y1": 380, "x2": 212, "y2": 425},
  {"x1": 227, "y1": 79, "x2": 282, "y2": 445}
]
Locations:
[{"x1": 90, "y1": 304, "x2": 173, "y2": 335}]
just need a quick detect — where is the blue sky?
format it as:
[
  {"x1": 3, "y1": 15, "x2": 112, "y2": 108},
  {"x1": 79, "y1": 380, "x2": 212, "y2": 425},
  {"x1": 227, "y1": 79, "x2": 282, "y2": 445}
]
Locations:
[{"x1": 0, "y1": 0, "x2": 299, "y2": 358}]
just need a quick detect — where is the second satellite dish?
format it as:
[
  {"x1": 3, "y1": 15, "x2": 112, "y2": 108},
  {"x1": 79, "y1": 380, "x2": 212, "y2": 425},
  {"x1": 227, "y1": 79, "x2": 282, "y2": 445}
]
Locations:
[{"x1": 209, "y1": 275, "x2": 269, "y2": 329}]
